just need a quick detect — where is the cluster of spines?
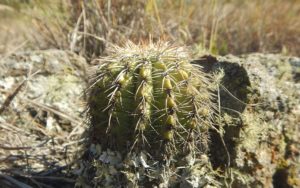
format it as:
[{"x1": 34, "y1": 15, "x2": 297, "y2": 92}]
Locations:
[{"x1": 88, "y1": 43, "x2": 213, "y2": 154}]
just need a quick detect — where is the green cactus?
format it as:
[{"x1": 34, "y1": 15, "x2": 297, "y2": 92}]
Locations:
[
  {"x1": 76, "y1": 42, "x2": 219, "y2": 187},
  {"x1": 87, "y1": 42, "x2": 214, "y2": 156}
]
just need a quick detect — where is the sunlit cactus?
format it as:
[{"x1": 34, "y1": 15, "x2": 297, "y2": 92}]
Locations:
[{"x1": 87, "y1": 42, "x2": 214, "y2": 156}]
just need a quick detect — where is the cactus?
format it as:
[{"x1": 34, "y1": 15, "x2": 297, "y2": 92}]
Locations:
[
  {"x1": 87, "y1": 42, "x2": 214, "y2": 157},
  {"x1": 76, "y1": 42, "x2": 219, "y2": 187}
]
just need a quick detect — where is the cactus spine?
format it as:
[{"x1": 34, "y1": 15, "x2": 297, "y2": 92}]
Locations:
[{"x1": 87, "y1": 42, "x2": 214, "y2": 155}]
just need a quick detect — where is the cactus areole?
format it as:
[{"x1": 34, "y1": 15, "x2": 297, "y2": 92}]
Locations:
[{"x1": 87, "y1": 42, "x2": 214, "y2": 156}]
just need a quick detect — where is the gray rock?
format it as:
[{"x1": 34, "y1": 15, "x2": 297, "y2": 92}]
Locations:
[{"x1": 194, "y1": 53, "x2": 300, "y2": 188}]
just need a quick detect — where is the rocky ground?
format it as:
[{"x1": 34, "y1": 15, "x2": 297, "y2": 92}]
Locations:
[
  {"x1": 0, "y1": 50, "x2": 87, "y2": 187},
  {"x1": 0, "y1": 50, "x2": 299, "y2": 187}
]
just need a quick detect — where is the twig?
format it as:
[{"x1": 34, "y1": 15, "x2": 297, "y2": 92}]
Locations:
[
  {"x1": 0, "y1": 139, "x2": 50, "y2": 151},
  {"x1": 30, "y1": 176, "x2": 75, "y2": 183},
  {"x1": 76, "y1": 31, "x2": 106, "y2": 42},
  {"x1": 0, "y1": 145, "x2": 32, "y2": 150},
  {"x1": 11, "y1": 170, "x2": 76, "y2": 184},
  {"x1": 0, "y1": 173, "x2": 33, "y2": 188},
  {"x1": 0, "y1": 80, "x2": 27, "y2": 115},
  {"x1": 37, "y1": 160, "x2": 77, "y2": 176},
  {"x1": 0, "y1": 70, "x2": 40, "y2": 115},
  {"x1": 0, "y1": 121, "x2": 31, "y2": 135},
  {"x1": 22, "y1": 98, "x2": 82, "y2": 125}
]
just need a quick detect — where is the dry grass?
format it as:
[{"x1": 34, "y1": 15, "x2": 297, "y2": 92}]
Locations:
[
  {"x1": 150, "y1": 0, "x2": 300, "y2": 55},
  {"x1": 1, "y1": 0, "x2": 299, "y2": 57},
  {"x1": 33, "y1": 0, "x2": 300, "y2": 57}
]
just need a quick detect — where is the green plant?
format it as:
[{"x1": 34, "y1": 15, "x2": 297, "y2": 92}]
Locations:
[
  {"x1": 78, "y1": 42, "x2": 219, "y2": 187},
  {"x1": 87, "y1": 42, "x2": 214, "y2": 156}
]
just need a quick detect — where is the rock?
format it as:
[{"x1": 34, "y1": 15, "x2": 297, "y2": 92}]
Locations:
[
  {"x1": 194, "y1": 53, "x2": 300, "y2": 187},
  {"x1": 0, "y1": 50, "x2": 87, "y2": 175}
]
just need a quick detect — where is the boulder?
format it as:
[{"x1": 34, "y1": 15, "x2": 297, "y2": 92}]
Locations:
[{"x1": 194, "y1": 53, "x2": 300, "y2": 187}]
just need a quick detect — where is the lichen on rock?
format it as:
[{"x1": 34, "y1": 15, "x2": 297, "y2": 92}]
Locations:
[{"x1": 195, "y1": 54, "x2": 300, "y2": 187}]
